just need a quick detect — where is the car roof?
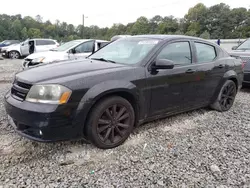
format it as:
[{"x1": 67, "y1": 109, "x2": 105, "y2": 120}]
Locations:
[
  {"x1": 73, "y1": 39, "x2": 109, "y2": 42},
  {"x1": 30, "y1": 38, "x2": 57, "y2": 41},
  {"x1": 129, "y1": 34, "x2": 202, "y2": 40}
]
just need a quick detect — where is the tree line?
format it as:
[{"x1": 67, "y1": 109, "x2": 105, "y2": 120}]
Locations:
[{"x1": 1, "y1": 3, "x2": 250, "y2": 42}]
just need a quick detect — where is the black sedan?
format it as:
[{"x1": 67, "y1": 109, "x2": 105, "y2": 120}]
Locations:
[{"x1": 5, "y1": 35, "x2": 243, "y2": 149}]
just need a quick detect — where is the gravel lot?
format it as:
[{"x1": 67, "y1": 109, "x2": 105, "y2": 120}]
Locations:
[{"x1": 0, "y1": 58, "x2": 250, "y2": 188}]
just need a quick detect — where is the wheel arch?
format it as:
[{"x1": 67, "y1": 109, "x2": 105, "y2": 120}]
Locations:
[
  {"x1": 211, "y1": 70, "x2": 239, "y2": 103},
  {"x1": 8, "y1": 50, "x2": 21, "y2": 59},
  {"x1": 74, "y1": 81, "x2": 141, "y2": 137}
]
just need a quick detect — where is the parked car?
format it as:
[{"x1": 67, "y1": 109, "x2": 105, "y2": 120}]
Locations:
[
  {"x1": 229, "y1": 38, "x2": 250, "y2": 86},
  {"x1": 0, "y1": 40, "x2": 20, "y2": 53},
  {"x1": 5, "y1": 35, "x2": 243, "y2": 149},
  {"x1": 3, "y1": 38, "x2": 59, "y2": 59},
  {"x1": 111, "y1": 35, "x2": 131, "y2": 42},
  {"x1": 22, "y1": 39, "x2": 109, "y2": 69},
  {"x1": 0, "y1": 43, "x2": 20, "y2": 56}
]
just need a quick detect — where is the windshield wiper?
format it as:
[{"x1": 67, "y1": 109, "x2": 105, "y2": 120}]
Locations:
[
  {"x1": 50, "y1": 49, "x2": 57, "y2": 51},
  {"x1": 90, "y1": 58, "x2": 117, "y2": 64}
]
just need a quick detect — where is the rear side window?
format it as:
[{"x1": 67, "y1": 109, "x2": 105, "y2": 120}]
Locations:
[
  {"x1": 195, "y1": 42, "x2": 216, "y2": 63},
  {"x1": 36, "y1": 40, "x2": 55, "y2": 46},
  {"x1": 157, "y1": 42, "x2": 192, "y2": 65}
]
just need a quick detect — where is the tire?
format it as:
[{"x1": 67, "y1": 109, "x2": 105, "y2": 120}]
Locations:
[
  {"x1": 9, "y1": 51, "x2": 20, "y2": 59},
  {"x1": 210, "y1": 80, "x2": 237, "y2": 112},
  {"x1": 86, "y1": 96, "x2": 135, "y2": 149}
]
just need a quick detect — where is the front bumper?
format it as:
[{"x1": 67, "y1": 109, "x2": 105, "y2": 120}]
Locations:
[
  {"x1": 1, "y1": 50, "x2": 8, "y2": 58},
  {"x1": 4, "y1": 91, "x2": 84, "y2": 142}
]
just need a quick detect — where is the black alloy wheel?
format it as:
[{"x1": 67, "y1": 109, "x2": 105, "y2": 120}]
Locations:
[
  {"x1": 210, "y1": 80, "x2": 237, "y2": 112},
  {"x1": 87, "y1": 96, "x2": 135, "y2": 149},
  {"x1": 219, "y1": 81, "x2": 237, "y2": 111}
]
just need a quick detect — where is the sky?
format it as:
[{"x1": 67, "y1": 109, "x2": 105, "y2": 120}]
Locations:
[{"x1": 1, "y1": 0, "x2": 250, "y2": 27}]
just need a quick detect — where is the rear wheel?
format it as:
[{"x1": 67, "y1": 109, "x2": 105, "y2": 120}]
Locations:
[
  {"x1": 9, "y1": 51, "x2": 20, "y2": 59},
  {"x1": 86, "y1": 96, "x2": 135, "y2": 149},
  {"x1": 210, "y1": 80, "x2": 237, "y2": 112}
]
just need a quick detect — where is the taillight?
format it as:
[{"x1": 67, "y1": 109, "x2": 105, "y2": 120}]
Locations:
[{"x1": 242, "y1": 60, "x2": 246, "y2": 69}]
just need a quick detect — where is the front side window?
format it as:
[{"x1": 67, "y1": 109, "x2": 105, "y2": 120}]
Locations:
[
  {"x1": 236, "y1": 39, "x2": 250, "y2": 50},
  {"x1": 195, "y1": 42, "x2": 216, "y2": 63},
  {"x1": 89, "y1": 38, "x2": 160, "y2": 64},
  {"x1": 75, "y1": 41, "x2": 94, "y2": 53},
  {"x1": 157, "y1": 42, "x2": 192, "y2": 65}
]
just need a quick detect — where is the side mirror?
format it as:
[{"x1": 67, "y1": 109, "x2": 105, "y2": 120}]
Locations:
[
  {"x1": 21, "y1": 43, "x2": 24, "y2": 46},
  {"x1": 232, "y1": 46, "x2": 237, "y2": 50},
  {"x1": 152, "y1": 59, "x2": 174, "y2": 70}
]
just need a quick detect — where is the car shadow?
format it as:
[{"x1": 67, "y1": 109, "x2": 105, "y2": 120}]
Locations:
[{"x1": 240, "y1": 86, "x2": 250, "y2": 93}]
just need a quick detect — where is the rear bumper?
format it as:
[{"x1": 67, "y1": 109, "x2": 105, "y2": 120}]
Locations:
[
  {"x1": 243, "y1": 71, "x2": 250, "y2": 85},
  {"x1": 4, "y1": 91, "x2": 84, "y2": 142}
]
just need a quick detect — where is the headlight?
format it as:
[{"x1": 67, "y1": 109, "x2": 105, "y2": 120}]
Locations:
[
  {"x1": 32, "y1": 57, "x2": 45, "y2": 63},
  {"x1": 26, "y1": 84, "x2": 72, "y2": 104}
]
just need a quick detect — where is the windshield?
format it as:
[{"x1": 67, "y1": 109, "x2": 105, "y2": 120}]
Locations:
[
  {"x1": 52, "y1": 40, "x2": 82, "y2": 52},
  {"x1": 89, "y1": 38, "x2": 160, "y2": 64},
  {"x1": 237, "y1": 39, "x2": 250, "y2": 50}
]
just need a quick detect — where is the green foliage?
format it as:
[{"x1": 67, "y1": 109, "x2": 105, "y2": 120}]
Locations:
[
  {"x1": 200, "y1": 31, "x2": 211, "y2": 39},
  {"x1": 0, "y1": 3, "x2": 250, "y2": 42}
]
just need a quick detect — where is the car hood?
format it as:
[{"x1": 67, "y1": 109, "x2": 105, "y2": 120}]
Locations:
[
  {"x1": 16, "y1": 59, "x2": 130, "y2": 84},
  {"x1": 26, "y1": 51, "x2": 67, "y2": 61}
]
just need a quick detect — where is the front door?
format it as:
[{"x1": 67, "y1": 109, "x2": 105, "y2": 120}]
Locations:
[
  {"x1": 69, "y1": 40, "x2": 95, "y2": 60},
  {"x1": 147, "y1": 41, "x2": 201, "y2": 116}
]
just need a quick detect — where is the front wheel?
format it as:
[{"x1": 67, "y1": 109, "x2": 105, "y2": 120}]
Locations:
[
  {"x1": 9, "y1": 51, "x2": 21, "y2": 59},
  {"x1": 86, "y1": 96, "x2": 135, "y2": 149},
  {"x1": 210, "y1": 80, "x2": 237, "y2": 112}
]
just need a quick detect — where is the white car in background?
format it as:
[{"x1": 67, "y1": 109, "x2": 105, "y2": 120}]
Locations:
[
  {"x1": 4, "y1": 38, "x2": 58, "y2": 59},
  {"x1": 22, "y1": 39, "x2": 109, "y2": 69}
]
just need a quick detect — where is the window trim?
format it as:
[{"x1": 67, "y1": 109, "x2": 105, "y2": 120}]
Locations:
[{"x1": 193, "y1": 41, "x2": 218, "y2": 64}]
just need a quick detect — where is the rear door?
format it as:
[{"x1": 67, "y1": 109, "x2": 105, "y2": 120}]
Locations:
[{"x1": 192, "y1": 41, "x2": 225, "y2": 103}]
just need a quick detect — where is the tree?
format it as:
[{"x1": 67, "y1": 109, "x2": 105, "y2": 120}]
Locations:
[
  {"x1": 200, "y1": 30, "x2": 210, "y2": 39},
  {"x1": 185, "y1": 3, "x2": 207, "y2": 36},
  {"x1": 131, "y1": 17, "x2": 150, "y2": 35},
  {"x1": 0, "y1": 3, "x2": 250, "y2": 42},
  {"x1": 28, "y1": 28, "x2": 42, "y2": 38},
  {"x1": 35, "y1": 15, "x2": 43, "y2": 23},
  {"x1": 21, "y1": 27, "x2": 28, "y2": 40}
]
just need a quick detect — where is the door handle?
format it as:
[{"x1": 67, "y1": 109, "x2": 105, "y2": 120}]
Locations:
[
  {"x1": 186, "y1": 69, "x2": 196, "y2": 74},
  {"x1": 218, "y1": 64, "x2": 225, "y2": 68}
]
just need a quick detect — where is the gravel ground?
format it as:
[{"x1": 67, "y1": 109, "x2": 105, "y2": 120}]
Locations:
[{"x1": 0, "y1": 58, "x2": 250, "y2": 187}]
